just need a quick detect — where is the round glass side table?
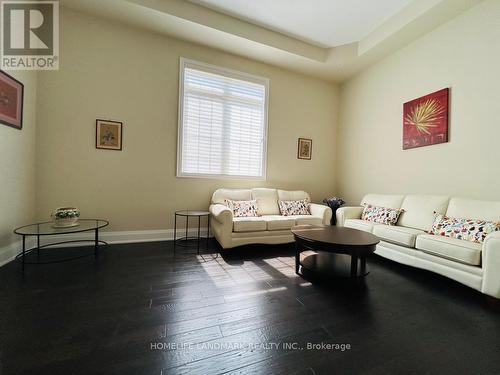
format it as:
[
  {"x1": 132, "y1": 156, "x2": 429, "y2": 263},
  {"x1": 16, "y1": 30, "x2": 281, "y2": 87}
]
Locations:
[
  {"x1": 13, "y1": 219, "x2": 109, "y2": 272},
  {"x1": 174, "y1": 210, "x2": 210, "y2": 255}
]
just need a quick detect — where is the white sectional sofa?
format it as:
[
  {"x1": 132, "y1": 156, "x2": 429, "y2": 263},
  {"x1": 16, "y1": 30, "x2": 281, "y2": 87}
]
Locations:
[
  {"x1": 209, "y1": 188, "x2": 332, "y2": 249},
  {"x1": 336, "y1": 194, "x2": 500, "y2": 299}
]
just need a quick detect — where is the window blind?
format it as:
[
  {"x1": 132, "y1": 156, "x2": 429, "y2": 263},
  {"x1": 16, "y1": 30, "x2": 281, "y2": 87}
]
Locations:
[{"x1": 178, "y1": 59, "x2": 269, "y2": 179}]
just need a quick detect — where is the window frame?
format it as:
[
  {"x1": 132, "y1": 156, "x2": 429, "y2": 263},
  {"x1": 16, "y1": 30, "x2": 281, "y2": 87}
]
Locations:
[{"x1": 177, "y1": 57, "x2": 270, "y2": 180}]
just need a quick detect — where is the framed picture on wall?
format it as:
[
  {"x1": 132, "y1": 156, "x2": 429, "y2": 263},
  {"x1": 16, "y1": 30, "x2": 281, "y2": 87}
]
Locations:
[
  {"x1": 297, "y1": 138, "x2": 312, "y2": 160},
  {"x1": 0, "y1": 70, "x2": 24, "y2": 130},
  {"x1": 403, "y1": 88, "x2": 449, "y2": 150},
  {"x1": 96, "y1": 119, "x2": 123, "y2": 150}
]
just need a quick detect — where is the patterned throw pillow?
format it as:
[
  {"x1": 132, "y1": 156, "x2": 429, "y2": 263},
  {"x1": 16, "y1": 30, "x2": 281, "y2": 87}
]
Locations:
[
  {"x1": 430, "y1": 212, "x2": 500, "y2": 244},
  {"x1": 361, "y1": 204, "x2": 403, "y2": 225},
  {"x1": 279, "y1": 199, "x2": 310, "y2": 216},
  {"x1": 224, "y1": 199, "x2": 259, "y2": 218}
]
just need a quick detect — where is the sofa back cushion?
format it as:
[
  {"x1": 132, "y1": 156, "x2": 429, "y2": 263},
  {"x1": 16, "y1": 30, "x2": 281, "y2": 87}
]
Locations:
[
  {"x1": 212, "y1": 189, "x2": 252, "y2": 204},
  {"x1": 252, "y1": 188, "x2": 280, "y2": 215},
  {"x1": 277, "y1": 190, "x2": 310, "y2": 201},
  {"x1": 446, "y1": 198, "x2": 500, "y2": 222},
  {"x1": 360, "y1": 194, "x2": 404, "y2": 209},
  {"x1": 399, "y1": 195, "x2": 450, "y2": 231}
]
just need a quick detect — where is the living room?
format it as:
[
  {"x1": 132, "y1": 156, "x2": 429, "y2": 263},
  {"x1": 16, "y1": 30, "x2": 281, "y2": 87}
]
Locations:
[{"x1": 0, "y1": 0, "x2": 499, "y2": 374}]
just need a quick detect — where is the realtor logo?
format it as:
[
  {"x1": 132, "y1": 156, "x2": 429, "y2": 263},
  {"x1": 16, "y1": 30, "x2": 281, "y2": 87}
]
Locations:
[{"x1": 1, "y1": 1, "x2": 59, "y2": 70}]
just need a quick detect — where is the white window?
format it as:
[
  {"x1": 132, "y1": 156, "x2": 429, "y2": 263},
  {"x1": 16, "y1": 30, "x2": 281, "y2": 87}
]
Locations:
[{"x1": 177, "y1": 58, "x2": 269, "y2": 179}]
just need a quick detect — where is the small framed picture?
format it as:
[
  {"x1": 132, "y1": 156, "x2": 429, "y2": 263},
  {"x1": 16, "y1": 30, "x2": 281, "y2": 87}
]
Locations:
[
  {"x1": 297, "y1": 138, "x2": 312, "y2": 160},
  {"x1": 96, "y1": 119, "x2": 122, "y2": 150},
  {"x1": 0, "y1": 70, "x2": 24, "y2": 130}
]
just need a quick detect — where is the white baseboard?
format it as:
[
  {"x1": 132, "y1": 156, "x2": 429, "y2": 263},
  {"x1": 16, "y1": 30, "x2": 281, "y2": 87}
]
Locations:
[
  {"x1": 0, "y1": 228, "x2": 211, "y2": 267},
  {"x1": 0, "y1": 238, "x2": 35, "y2": 268}
]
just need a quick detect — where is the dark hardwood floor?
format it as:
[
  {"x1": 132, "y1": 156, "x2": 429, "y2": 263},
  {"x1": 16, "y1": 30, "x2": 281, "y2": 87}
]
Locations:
[{"x1": 0, "y1": 240, "x2": 499, "y2": 375}]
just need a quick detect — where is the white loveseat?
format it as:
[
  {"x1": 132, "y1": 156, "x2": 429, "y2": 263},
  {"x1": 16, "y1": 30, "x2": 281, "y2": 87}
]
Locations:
[
  {"x1": 336, "y1": 194, "x2": 500, "y2": 299},
  {"x1": 209, "y1": 188, "x2": 332, "y2": 249}
]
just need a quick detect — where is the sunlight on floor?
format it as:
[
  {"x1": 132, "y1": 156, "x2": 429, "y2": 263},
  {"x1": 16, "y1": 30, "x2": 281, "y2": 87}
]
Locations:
[{"x1": 195, "y1": 252, "x2": 301, "y2": 287}]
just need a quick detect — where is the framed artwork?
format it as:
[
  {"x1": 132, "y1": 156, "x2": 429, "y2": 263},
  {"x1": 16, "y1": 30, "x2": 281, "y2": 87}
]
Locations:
[
  {"x1": 0, "y1": 70, "x2": 24, "y2": 130},
  {"x1": 297, "y1": 138, "x2": 312, "y2": 160},
  {"x1": 96, "y1": 119, "x2": 123, "y2": 150},
  {"x1": 403, "y1": 88, "x2": 449, "y2": 150}
]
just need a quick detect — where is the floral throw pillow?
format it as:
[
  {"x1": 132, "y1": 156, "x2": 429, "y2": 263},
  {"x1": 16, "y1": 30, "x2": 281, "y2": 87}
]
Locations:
[
  {"x1": 430, "y1": 212, "x2": 500, "y2": 244},
  {"x1": 361, "y1": 204, "x2": 403, "y2": 225},
  {"x1": 224, "y1": 199, "x2": 259, "y2": 218},
  {"x1": 279, "y1": 199, "x2": 310, "y2": 216}
]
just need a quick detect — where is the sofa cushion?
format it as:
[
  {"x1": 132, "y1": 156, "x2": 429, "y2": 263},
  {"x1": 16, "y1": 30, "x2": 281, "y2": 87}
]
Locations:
[
  {"x1": 233, "y1": 217, "x2": 267, "y2": 232},
  {"x1": 225, "y1": 199, "x2": 258, "y2": 217},
  {"x1": 292, "y1": 215, "x2": 323, "y2": 225},
  {"x1": 251, "y1": 188, "x2": 280, "y2": 215},
  {"x1": 399, "y1": 195, "x2": 449, "y2": 231},
  {"x1": 277, "y1": 190, "x2": 310, "y2": 201},
  {"x1": 360, "y1": 194, "x2": 404, "y2": 209},
  {"x1": 212, "y1": 189, "x2": 252, "y2": 204},
  {"x1": 415, "y1": 234, "x2": 482, "y2": 266},
  {"x1": 446, "y1": 198, "x2": 500, "y2": 222},
  {"x1": 279, "y1": 199, "x2": 310, "y2": 216},
  {"x1": 361, "y1": 204, "x2": 403, "y2": 225},
  {"x1": 430, "y1": 213, "x2": 499, "y2": 244},
  {"x1": 344, "y1": 219, "x2": 379, "y2": 233},
  {"x1": 373, "y1": 225, "x2": 426, "y2": 248},
  {"x1": 263, "y1": 215, "x2": 296, "y2": 231}
]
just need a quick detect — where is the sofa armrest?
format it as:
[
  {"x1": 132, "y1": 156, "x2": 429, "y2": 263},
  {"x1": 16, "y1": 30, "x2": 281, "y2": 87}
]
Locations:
[
  {"x1": 336, "y1": 206, "x2": 363, "y2": 227},
  {"x1": 209, "y1": 203, "x2": 233, "y2": 248},
  {"x1": 310, "y1": 203, "x2": 332, "y2": 225},
  {"x1": 482, "y1": 231, "x2": 500, "y2": 298},
  {"x1": 209, "y1": 204, "x2": 233, "y2": 225}
]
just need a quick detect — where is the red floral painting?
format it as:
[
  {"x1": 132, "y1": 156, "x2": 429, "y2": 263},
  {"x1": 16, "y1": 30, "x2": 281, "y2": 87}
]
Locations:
[
  {"x1": 0, "y1": 70, "x2": 24, "y2": 130},
  {"x1": 403, "y1": 88, "x2": 449, "y2": 150}
]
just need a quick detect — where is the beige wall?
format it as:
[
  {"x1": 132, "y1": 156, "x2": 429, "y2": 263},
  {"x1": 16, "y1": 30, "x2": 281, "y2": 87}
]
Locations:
[
  {"x1": 0, "y1": 71, "x2": 37, "y2": 263},
  {"x1": 337, "y1": 0, "x2": 500, "y2": 205},
  {"x1": 35, "y1": 8, "x2": 339, "y2": 231}
]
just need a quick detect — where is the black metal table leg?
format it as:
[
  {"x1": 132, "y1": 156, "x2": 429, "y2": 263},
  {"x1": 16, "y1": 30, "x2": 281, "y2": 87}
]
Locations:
[
  {"x1": 197, "y1": 216, "x2": 201, "y2": 255},
  {"x1": 360, "y1": 257, "x2": 367, "y2": 276},
  {"x1": 207, "y1": 215, "x2": 210, "y2": 251},
  {"x1": 174, "y1": 214, "x2": 177, "y2": 254},
  {"x1": 22, "y1": 235, "x2": 25, "y2": 272},
  {"x1": 185, "y1": 215, "x2": 188, "y2": 245},
  {"x1": 94, "y1": 228, "x2": 99, "y2": 258},
  {"x1": 350, "y1": 255, "x2": 359, "y2": 277},
  {"x1": 37, "y1": 234, "x2": 40, "y2": 263},
  {"x1": 295, "y1": 240, "x2": 301, "y2": 275}
]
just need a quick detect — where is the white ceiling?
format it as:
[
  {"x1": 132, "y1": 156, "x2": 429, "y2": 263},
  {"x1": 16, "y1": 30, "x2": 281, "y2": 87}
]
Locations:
[
  {"x1": 189, "y1": 0, "x2": 412, "y2": 47},
  {"x1": 60, "y1": 0, "x2": 483, "y2": 82}
]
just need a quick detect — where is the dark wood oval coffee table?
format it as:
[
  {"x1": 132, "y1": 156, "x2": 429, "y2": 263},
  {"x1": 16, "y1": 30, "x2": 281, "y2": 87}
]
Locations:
[{"x1": 292, "y1": 225, "x2": 380, "y2": 278}]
